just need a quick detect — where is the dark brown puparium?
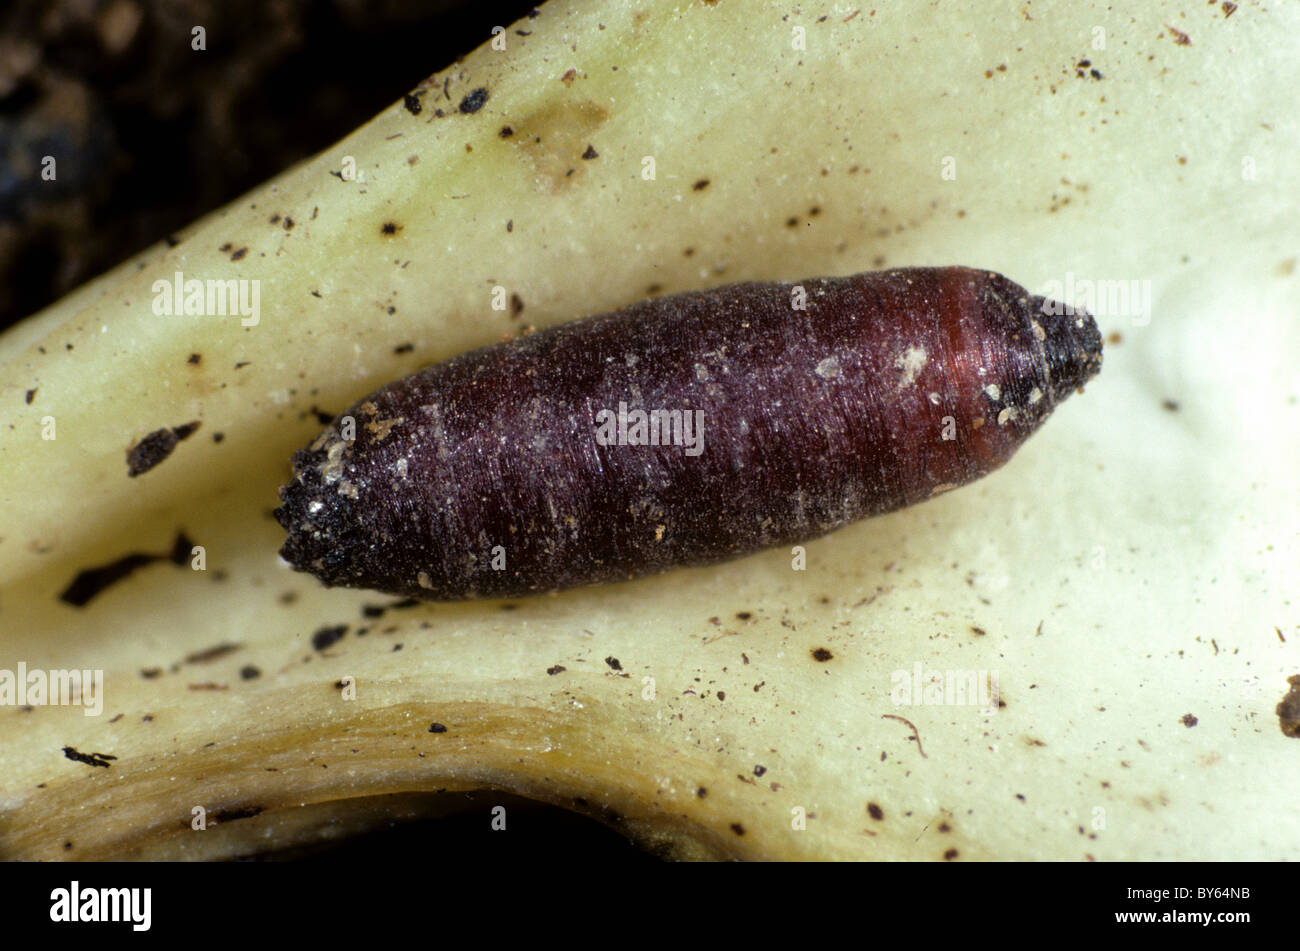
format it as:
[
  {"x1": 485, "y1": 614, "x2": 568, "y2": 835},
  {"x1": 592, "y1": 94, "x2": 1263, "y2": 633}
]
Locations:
[{"x1": 276, "y1": 267, "x2": 1101, "y2": 600}]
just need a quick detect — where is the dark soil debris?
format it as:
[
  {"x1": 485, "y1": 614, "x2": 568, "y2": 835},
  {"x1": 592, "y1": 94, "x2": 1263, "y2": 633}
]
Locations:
[
  {"x1": 311, "y1": 625, "x2": 347, "y2": 651},
  {"x1": 60, "y1": 553, "x2": 155, "y2": 606},
  {"x1": 62, "y1": 746, "x2": 116, "y2": 769},
  {"x1": 1276, "y1": 676, "x2": 1300, "y2": 738},
  {"x1": 126, "y1": 421, "x2": 202, "y2": 476},
  {"x1": 184, "y1": 642, "x2": 241, "y2": 664},
  {"x1": 458, "y1": 87, "x2": 489, "y2": 114},
  {"x1": 212, "y1": 806, "x2": 264, "y2": 823}
]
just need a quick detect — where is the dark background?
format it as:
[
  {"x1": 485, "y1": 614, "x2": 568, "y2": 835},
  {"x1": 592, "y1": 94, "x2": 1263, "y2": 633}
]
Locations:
[{"x1": 0, "y1": 0, "x2": 540, "y2": 331}]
